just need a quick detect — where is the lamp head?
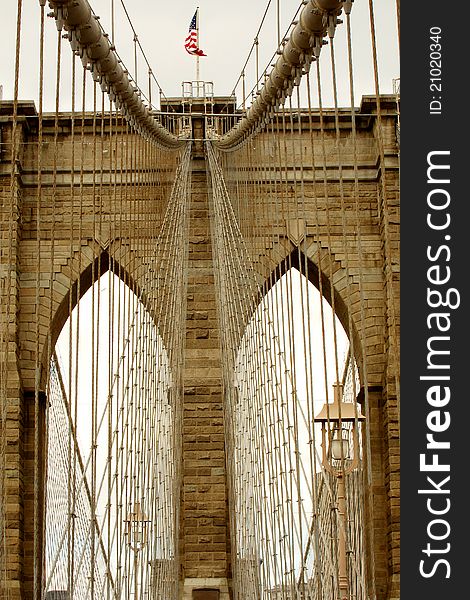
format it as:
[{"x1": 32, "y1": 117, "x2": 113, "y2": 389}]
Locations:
[
  {"x1": 315, "y1": 383, "x2": 365, "y2": 424},
  {"x1": 316, "y1": 383, "x2": 365, "y2": 473},
  {"x1": 125, "y1": 501, "x2": 150, "y2": 551},
  {"x1": 331, "y1": 427, "x2": 350, "y2": 461}
]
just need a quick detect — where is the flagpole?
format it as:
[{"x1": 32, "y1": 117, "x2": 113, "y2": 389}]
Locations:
[{"x1": 196, "y1": 6, "x2": 200, "y2": 83}]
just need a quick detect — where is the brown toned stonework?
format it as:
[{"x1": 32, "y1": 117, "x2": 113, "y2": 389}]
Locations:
[
  {"x1": 0, "y1": 96, "x2": 399, "y2": 599},
  {"x1": 181, "y1": 157, "x2": 231, "y2": 597}
]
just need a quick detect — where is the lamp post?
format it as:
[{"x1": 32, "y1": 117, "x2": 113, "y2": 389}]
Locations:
[
  {"x1": 125, "y1": 501, "x2": 150, "y2": 599},
  {"x1": 316, "y1": 383, "x2": 365, "y2": 600}
]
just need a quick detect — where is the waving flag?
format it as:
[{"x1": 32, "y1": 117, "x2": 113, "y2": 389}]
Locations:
[{"x1": 184, "y1": 9, "x2": 206, "y2": 56}]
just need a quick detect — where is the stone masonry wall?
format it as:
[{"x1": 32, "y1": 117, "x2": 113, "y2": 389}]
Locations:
[
  {"x1": 181, "y1": 157, "x2": 231, "y2": 599},
  {"x1": 0, "y1": 97, "x2": 399, "y2": 599}
]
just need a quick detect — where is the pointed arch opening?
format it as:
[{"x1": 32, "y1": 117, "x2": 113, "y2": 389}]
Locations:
[
  {"x1": 261, "y1": 250, "x2": 365, "y2": 386},
  {"x1": 44, "y1": 267, "x2": 178, "y2": 598},
  {"x1": 229, "y1": 264, "x2": 367, "y2": 599}
]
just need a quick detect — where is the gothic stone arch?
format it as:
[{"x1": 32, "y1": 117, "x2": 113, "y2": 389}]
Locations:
[{"x1": 0, "y1": 96, "x2": 399, "y2": 599}]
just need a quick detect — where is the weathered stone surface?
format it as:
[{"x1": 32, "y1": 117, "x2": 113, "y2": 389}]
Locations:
[
  {"x1": 0, "y1": 96, "x2": 399, "y2": 599},
  {"x1": 182, "y1": 159, "x2": 230, "y2": 586}
]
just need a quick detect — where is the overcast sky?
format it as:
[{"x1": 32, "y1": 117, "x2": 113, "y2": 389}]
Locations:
[{"x1": 1, "y1": 0, "x2": 399, "y2": 111}]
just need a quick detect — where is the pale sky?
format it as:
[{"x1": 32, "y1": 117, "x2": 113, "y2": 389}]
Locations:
[{"x1": 1, "y1": 0, "x2": 399, "y2": 111}]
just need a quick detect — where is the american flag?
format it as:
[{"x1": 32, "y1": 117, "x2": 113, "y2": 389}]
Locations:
[{"x1": 184, "y1": 10, "x2": 206, "y2": 56}]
